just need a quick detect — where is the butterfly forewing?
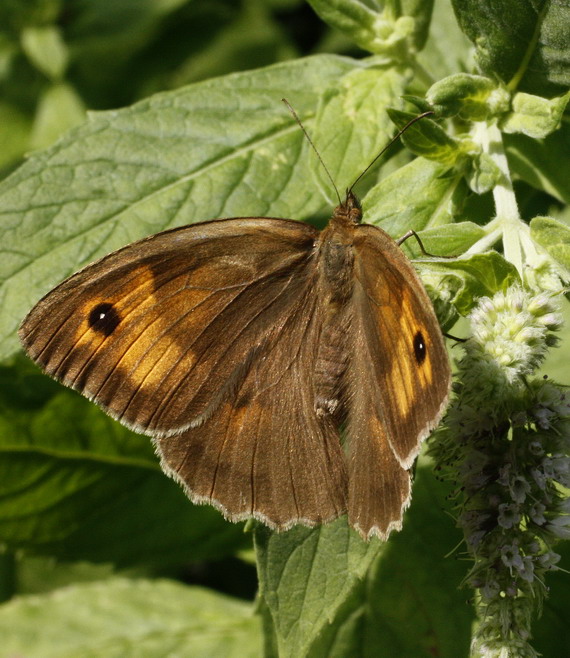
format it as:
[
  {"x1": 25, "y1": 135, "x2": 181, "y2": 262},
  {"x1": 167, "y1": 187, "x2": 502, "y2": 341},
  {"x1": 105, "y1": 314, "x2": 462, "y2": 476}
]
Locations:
[{"x1": 19, "y1": 219, "x2": 319, "y2": 435}]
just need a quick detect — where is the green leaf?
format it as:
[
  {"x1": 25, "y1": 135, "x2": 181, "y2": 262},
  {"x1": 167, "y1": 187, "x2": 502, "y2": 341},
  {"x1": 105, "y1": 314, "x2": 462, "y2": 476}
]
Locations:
[
  {"x1": 387, "y1": 109, "x2": 461, "y2": 165},
  {"x1": 313, "y1": 64, "x2": 408, "y2": 197},
  {"x1": 530, "y1": 216, "x2": 570, "y2": 273},
  {"x1": 363, "y1": 157, "x2": 465, "y2": 237},
  {"x1": 20, "y1": 25, "x2": 68, "y2": 80},
  {"x1": 451, "y1": 0, "x2": 570, "y2": 97},
  {"x1": 465, "y1": 151, "x2": 504, "y2": 195},
  {"x1": 0, "y1": 578, "x2": 261, "y2": 657},
  {"x1": 500, "y1": 90, "x2": 570, "y2": 138},
  {"x1": 307, "y1": 0, "x2": 434, "y2": 57},
  {"x1": 356, "y1": 463, "x2": 473, "y2": 657},
  {"x1": 0, "y1": 54, "x2": 354, "y2": 360},
  {"x1": 427, "y1": 73, "x2": 510, "y2": 121},
  {"x1": 404, "y1": 222, "x2": 486, "y2": 258},
  {"x1": 255, "y1": 518, "x2": 383, "y2": 658},
  {"x1": 0, "y1": 356, "x2": 249, "y2": 567},
  {"x1": 417, "y1": 251, "x2": 521, "y2": 315},
  {"x1": 256, "y1": 463, "x2": 473, "y2": 657},
  {"x1": 505, "y1": 123, "x2": 570, "y2": 204}
]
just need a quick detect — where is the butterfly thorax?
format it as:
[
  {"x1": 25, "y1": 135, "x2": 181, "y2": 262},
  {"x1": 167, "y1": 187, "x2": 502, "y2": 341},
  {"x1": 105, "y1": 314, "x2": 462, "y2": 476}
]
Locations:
[{"x1": 319, "y1": 192, "x2": 362, "y2": 304}]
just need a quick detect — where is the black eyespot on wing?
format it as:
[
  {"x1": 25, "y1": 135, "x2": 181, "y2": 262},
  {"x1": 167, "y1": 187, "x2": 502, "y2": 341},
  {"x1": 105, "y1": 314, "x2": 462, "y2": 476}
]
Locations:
[
  {"x1": 88, "y1": 302, "x2": 120, "y2": 336},
  {"x1": 413, "y1": 331, "x2": 426, "y2": 365}
]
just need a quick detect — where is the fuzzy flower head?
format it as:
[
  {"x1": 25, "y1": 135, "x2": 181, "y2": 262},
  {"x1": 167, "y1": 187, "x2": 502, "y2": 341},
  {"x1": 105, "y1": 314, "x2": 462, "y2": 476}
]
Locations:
[{"x1": 463, "y1": 287, "x2": 562, "y2": 394}]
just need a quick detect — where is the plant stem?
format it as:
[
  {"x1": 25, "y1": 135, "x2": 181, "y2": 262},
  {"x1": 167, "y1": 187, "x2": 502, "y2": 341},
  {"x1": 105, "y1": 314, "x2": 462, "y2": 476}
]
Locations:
[{"x1": 463, "y1": 121, "x2": 546, "y2": 279}]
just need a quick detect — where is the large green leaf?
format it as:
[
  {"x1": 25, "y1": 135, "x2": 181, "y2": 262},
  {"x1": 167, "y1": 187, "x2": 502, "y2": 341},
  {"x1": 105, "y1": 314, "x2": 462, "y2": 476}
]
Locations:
[
  {"x1": 417, "y1": 0, "x2": 472, "y2": 81},
  {"x1": 0, "y1": 578, "x2": 261, "y2": 658},
  {"x1": 505, "y1": 123, "x2": 570, "y2": 204},
  {"x1": 255, "y1": 518, "x2": 383, "y2": 658}
]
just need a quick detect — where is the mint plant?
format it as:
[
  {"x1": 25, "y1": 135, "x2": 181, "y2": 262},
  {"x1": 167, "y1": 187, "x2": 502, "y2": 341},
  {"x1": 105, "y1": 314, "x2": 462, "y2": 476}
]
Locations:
[{"x1": 0, "y1": 1, "x2": 569, "y2": 656}]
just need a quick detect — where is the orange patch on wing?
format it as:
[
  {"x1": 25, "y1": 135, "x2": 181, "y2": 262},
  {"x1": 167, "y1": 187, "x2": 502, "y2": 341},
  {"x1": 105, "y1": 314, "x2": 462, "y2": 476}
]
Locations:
[
  {"x1": 387, "y1": 290, "x2": 435, "y2": 419},
  {"x1": 113, "y1": 266, "x2": 212, "y2": 389}
]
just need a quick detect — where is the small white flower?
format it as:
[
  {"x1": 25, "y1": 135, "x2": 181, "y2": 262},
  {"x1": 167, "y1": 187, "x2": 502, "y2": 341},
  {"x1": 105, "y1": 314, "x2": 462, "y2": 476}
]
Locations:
[
  {"x1": 509, "y1": 475, "x2": 531, "y2": 503},
  {"x1": 537, "y1": 312, "x2": 563, "y2": 330},
  {"x1": 534, "y1": 405, "x2": 556, "y2": 429},
  {"x1": 528, "y1": 502, "x2": 546, "y2": 525},
  {"x1": 527, "y1": 440, "x2": 544, "y2": 456},
  {"x1": 519, "y1": 556, "x2": 535, "y2": 582},
  {"x1": 480, "y1": 578, "x2": 501, "y2": 602},
  {"x1": 537, "y1": 551, "x2": 561, "y2": 570},
  {"x1": 498, "y1": 503, "x2": 521, "y2": 529},
  {"x1": 550, "y1": 456, "x2": 570, "y2": 487},
  {"x1": 530, "y1": 467, "x2": 547, "y2": 490},
  {"x1": 501, "y1": 543, "x2": 523, "y2": 569},
  {"x1": 497, "y1": 463, "x2": 511, "y2": 486}
]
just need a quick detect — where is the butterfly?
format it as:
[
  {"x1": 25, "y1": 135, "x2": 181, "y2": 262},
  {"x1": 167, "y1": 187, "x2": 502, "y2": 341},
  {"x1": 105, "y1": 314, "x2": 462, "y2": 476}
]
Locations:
[{"x1": 19, "y1": 147, "x2": 451, "y2": 541}]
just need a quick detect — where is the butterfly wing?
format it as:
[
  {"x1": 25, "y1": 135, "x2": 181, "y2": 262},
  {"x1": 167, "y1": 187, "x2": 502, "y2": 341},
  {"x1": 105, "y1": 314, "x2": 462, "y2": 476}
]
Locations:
[
  {"x1": 20, "y1": 217, "x2": 349, "y2": 528},
  {"x1": 346, "y1": 224, "x2": 451, "y2": 539},
  {"x1": 20, "y1": 218, "x2": 313, "y2": 434}
]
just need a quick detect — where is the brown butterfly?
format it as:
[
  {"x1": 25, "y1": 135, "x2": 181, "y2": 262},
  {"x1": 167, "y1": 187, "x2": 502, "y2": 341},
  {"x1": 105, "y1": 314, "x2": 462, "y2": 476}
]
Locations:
[{"x1": 19, "y1": 183, "x2": 450, "y2": 540}]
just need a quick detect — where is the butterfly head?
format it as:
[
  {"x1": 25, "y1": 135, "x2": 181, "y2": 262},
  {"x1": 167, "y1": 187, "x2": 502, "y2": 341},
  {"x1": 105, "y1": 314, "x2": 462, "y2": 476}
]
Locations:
[{"x1": 332, "y1": 190, "x2": 362, "y2": 227}]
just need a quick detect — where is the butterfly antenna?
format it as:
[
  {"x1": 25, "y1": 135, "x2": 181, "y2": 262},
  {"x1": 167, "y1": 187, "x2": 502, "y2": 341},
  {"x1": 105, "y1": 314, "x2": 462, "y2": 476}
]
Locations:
[
  {"x1": 282, "y1": 98, "x2": 342, "y2": 207},
  {"x1": 348, "y1": 110, "x2": 434, "y2": 194}
]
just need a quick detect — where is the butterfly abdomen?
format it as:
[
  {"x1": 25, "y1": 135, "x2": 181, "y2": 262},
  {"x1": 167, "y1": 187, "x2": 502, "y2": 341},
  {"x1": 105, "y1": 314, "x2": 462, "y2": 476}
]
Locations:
[
  {"x1": 313, "y1": 217, "x2": 358, "y2": 422},
  {"x1": 314, "y1": 314, "x2": 350, "y2": 421}
]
